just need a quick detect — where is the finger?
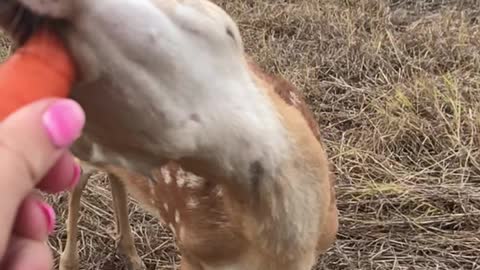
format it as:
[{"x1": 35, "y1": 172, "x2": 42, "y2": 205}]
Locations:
[
  {"x1": 0, "y1": 236, "x2": 53, "y2": 270},
  {"x1": 36, "y1": 151, "x2": 81, "y2": 194},
  {"x1": 13, "y1": 193, "x2": 55, "y2": 242},
  {"x1": 0, "y1": 98, "x2": 84, "y2": 256}
]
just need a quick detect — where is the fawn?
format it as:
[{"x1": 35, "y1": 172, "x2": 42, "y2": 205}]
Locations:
[{"x1": 1, "y1": 0, "x2": 338, "y2": 269}]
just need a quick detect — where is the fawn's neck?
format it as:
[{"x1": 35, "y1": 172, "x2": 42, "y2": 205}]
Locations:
[{"x1": 176, "y1": 66, "x2": 323, "y2": 257}]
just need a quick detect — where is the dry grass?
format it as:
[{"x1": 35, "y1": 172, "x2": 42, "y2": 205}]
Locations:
[
  {"x1": 2, "y1": 0, "x2": 480, "y2": 269},
  {"x1": 0, "y1": 32, "x2": 12, "y2": 60}
]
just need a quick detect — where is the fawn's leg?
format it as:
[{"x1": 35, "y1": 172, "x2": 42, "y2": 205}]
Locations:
[
  {"x1": 181, "y1": 259, "x2": 203, "y2": 270},
  {"x1": 59, "y1": 165, "x2": 93, "y2": 270},
  {"x1": 179, "y1": 251, "x2": 204, "y2": 270},
  {"x1": 109, "y1": 173, "x2": 145, "y2": 270}
]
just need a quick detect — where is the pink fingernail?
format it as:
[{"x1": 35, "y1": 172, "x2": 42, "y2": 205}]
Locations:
[
  {"x1": 38, "y1": 202, "x2": 56, "y2": 234},
  {"x1": 42, "y1": 99, "x2": 85, "y2": 148},
  {"x1": 69, "y1": 162, "x2": 81, "y2": 189}
]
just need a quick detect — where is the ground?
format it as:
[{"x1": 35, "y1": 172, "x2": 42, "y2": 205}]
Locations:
[{"x1": 1, "y1": 0, "x2": 480, "y2": 269}]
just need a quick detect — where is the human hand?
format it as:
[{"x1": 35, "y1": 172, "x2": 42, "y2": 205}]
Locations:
[{"x1": 0, "y1": 98, "x2": 85, "y2": 269}]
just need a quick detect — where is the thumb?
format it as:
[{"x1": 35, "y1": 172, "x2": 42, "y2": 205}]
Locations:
[
  {"x1": 0, "y1": 98, "x2": 84, "y2": 182},
  {"x1": 0, "y1": 98, "x2": 84, "y2": 255}
]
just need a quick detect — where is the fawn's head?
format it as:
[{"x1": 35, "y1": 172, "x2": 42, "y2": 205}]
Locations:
[
  {"x1": 0, "y1": 0, "x2": 290, "y2": 183},
  {"x1": 1, "y1": 0, "x2": 246, "y2": 82}
]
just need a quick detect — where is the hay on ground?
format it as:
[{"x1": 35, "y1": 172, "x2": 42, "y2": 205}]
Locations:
[{"x1": 1, "y1": 0, "x2": 479, "y2": 269}]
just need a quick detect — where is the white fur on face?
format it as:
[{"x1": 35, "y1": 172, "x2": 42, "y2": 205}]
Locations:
[
  {"x1": 19, "y1": 0, "x2": 73, "y2": 18},
  {"x1": 20, "y1": 0, "x2": 291, "y2": 182}
]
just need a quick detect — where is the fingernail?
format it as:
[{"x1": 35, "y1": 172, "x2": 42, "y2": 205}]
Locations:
[
  {"x1": 42, "y1": 99, "x2": 85, "y2": 148},
  {"x1": 69, "y1": 162, "x2": 81, "y2": 189},
  {"x1": 38, "y1": 202, "x2": 56, "y2": 234}
]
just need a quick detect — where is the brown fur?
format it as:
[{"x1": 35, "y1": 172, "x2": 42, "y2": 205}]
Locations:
[
  {"x1": 59, "y1": 59, "x2": 338, "y2": 270},
  {"x1": 246, "y1": 58, "x2": 337, "y2": 212}
]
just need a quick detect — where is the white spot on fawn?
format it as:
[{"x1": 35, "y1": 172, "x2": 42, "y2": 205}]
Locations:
[
  {"x1": 161, "y1": 167, "x2": 172, "y2": 184},
  {"x1": 163, "y1": 203, "x2": 169, "y2": 212},
  {"x1": 175, "y1": 167, "x2": 204, "y2": 189},
  {"x1": 214, "y1": 186, "x2": 224, "y2": 197},
  {"x1": 186, "y1": 173, "x2": 204, "y2": 189},
  {"x1": 176, "y1": 175, "x2": 186, "y2": 188},
  {"x1": 175, "y1": 210, "x2": 181, "y2": 223},
  {"x1": 187, "y1": 197, "x2": 199, "y2": 209}
]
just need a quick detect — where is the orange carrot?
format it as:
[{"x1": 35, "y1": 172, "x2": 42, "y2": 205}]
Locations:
[{"x1": 0, "y1": 28, "x2": 76, "y2": 121}]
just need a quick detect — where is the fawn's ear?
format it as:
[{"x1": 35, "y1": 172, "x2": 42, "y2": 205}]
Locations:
[{"x1": 18, "y1": 0, "x2": 73, "y2": 18}]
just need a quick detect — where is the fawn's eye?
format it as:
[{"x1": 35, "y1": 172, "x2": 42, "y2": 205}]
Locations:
[{"x1": 226, "y1": 26, "x2": 235, "y2": 41}]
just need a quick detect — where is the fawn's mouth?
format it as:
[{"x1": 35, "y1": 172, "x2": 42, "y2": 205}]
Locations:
[{"x1": 0, "y1": 0, "x2": 53, "y2": 45}]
